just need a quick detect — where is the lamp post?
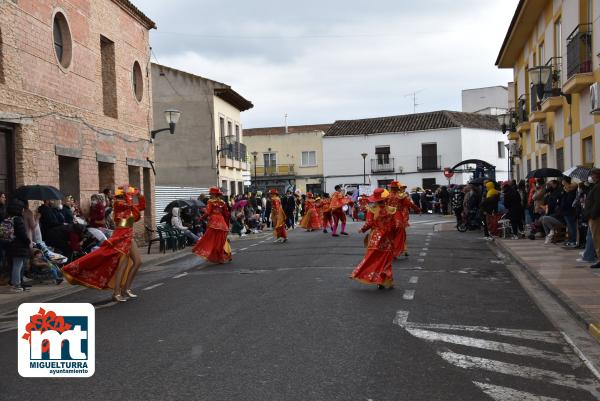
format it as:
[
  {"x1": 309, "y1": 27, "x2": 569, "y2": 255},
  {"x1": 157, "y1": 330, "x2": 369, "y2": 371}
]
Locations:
[
  {"x1": 361, "y1": 153, "x2": 368, "y2": 185},
  {"x1": 497, "y1": 112, "x2": 518, "y2": 180},
  {"x1": 251, "y1": 151, "x2": 258, "y2": 192},
  {"x1": 151, "y1": 109, "x2": 181, "y2": 140}
]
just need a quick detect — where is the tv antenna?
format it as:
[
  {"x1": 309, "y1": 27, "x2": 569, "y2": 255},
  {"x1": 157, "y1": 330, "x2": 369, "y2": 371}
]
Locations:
[{"x1": 405, "y1": 89, "x2": 424, "y2": 113}]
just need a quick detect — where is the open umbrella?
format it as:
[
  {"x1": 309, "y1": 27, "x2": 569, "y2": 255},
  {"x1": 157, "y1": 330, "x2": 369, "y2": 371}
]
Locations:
[
  {"x1": 13, "y1": 185, "x2": 64, "y2": 201},
  {"x1": 163, "y1": 199, "x2": 195, "y2": 213},
  {"x1": 563, "y1": 166, "x2": 591, "y2": 182},
  {"x1": 526, "y1": 168, "x2": 564, "y2": 179}
]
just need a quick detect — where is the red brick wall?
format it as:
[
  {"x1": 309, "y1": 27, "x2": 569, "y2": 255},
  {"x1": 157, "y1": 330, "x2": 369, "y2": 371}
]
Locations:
[{"x1": 0, "y1": 0, "x2": 156, "y2": 238}]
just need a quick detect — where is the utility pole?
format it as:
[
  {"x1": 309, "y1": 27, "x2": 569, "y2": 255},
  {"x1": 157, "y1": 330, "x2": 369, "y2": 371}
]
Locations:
[{"x1": 284, "y1": 113, "x2": 288, "y2": 134}]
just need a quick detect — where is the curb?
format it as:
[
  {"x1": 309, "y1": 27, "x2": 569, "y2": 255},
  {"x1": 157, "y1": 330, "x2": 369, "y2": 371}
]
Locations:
[{"x1": 494, "y1": 239, "x2": 600, "y2": 343}]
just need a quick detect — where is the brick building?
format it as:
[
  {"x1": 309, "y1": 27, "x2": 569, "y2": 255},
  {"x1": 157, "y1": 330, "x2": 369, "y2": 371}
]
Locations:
[{"x1": 0, "y1": 0, "x2": 156, "y2": 233}]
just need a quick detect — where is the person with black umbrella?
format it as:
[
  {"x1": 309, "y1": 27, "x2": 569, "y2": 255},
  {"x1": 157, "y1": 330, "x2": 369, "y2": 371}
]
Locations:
[
  {"x1": 585, "y1": 168, "x2": 600, "y2": 269},
  {"x1": 5, "y1": 199, "x2": 31, "y2": 292}
]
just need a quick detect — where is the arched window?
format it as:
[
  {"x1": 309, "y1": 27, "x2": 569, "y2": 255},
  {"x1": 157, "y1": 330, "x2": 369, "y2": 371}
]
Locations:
[{"x1": 132, "y1": 61, "x2": 143, "y2": 101}]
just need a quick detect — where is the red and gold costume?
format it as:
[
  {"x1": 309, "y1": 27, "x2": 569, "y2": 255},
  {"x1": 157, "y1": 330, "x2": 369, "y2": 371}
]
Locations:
[
  {"x1": 358, "y1": 195, "x2": 369, "y2": 221},
  {"x1": 321, "y1": 197, "x2": 333, "y2": 229},
  {"x1": 386, "y1": 181, "x2": 420, "y2": 258},
  {"x1": 351, "y1": 188, "x2": 396, "y2": 288},
  {"x1": 193, "y1": 189, "x2": 232, "y2": 264},
  {"x1": 63, "y1": 187, "x2": 145, "y2": 290},
  {"x1": 330, "y1": 189, "x2": 350, "y2": 235},
  {"x1": 300, "y1": 193, "x2": 322, "y2": 230},
  {"x1": 270, "y1": 190, "x2": 287, "y2": 241}
]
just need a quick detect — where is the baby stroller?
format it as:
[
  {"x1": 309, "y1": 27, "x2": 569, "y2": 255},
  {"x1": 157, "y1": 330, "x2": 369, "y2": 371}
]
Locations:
[{"x1": 457, "y1": 209, "x2": 481, "y2": 232}]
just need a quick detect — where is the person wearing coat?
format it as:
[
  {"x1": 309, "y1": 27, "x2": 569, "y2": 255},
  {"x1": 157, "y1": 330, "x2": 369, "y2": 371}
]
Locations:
[
  {"x1": 585, "y1": 169, "x2": 600, "y2": 269},
  {"x1": 502, "y1": 182, "x2": 523, "y2": 239},
  {"x1": 6, "y1": 200, "x2": 31, "y2": 292},
  {"x1": 171, "y1": 207, "x2": 199, "y2": 243}
]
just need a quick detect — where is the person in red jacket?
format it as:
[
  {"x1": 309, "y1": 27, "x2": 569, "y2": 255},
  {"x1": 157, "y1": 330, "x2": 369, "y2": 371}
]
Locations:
[
  {"x1": 270, "y1": 189, "x2": 288, "y2": 243},
  {"x1": 193, "y1": 187, "x2": 232, "y2": 263},
  {"x1": 330, "y1": 185, "x2": 350, "y2": 237},
  {"x1": 351, "y1": 188, "x2": 397, "y2": 289}
]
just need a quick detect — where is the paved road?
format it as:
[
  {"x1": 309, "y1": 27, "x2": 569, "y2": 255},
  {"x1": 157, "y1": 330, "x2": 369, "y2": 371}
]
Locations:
[{"x1": 1, "y1": 215, "x2": 600, "y2": 401}]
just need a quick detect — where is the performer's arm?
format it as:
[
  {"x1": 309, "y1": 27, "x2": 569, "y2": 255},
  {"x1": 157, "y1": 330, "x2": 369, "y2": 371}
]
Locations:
[{"x1": 360, "y1": 211, "x2": 375, "y2": 233}]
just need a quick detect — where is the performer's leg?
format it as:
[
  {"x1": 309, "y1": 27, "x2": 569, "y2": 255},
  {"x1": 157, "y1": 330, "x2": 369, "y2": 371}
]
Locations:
[
  {"x1": 332, "y1": 213, "x2": 339, "y2": 235},
  {"x1": 113, "y1": 255, "x2": 129, "y2": 301},
  {"x1": 340, "y1": 213, "x2": 347, "y2": 234},
  {"x1": 124, "y1": 241, "x2": 142, "y2": 297}
]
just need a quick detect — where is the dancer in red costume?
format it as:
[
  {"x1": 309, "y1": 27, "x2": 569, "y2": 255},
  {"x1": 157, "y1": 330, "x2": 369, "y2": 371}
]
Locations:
[
  {"x1": 300, "y1": 192, "x2": 322, "y2": 231},
  {"x1": 193, "y1": 187, "x2": 232, "y2": 264},
  {"x1": 351, "y1": 188, "x2": 397, "y2": 289},
  {"x1": 270, "y1": 189, "x2": 288, "y2": 243},
  {"x1": 386, "y1": 181, "x2": 421, "y2": 258},
  {"x1": 63, "y1": 185, "x2": 145, "y2": 302},
  {"x1": 330, "y1": 185, "x2": 350, "y2": 237},
  {"x1": 358, "y1": 194, "x2": 369, "y2": 221},
  {"x1": 321, "y1": 193, "x2": 333, "y2": 233}
]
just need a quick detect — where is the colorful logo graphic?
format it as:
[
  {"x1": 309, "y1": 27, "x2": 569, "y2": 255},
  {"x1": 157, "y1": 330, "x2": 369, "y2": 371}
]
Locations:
[{"x1": 18, "y1": 303, "x2": 95, "y2": 377}]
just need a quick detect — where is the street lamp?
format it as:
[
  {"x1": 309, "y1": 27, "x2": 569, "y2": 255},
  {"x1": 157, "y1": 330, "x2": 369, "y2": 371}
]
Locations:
[
  {"x1": 361, "y1": 153, "x2": 368, "y2": 185},
  {"x1": 528, "y1": 66, "x2": 552, "y2": 103},
  {"x1": 151, "y1": 109, "x2": 181, "y2": 140},
  {"x1": 251, "y1": 151, "x2": 258, "y2": 192},
  {"x1": 497, "y1": 112, "x2": 513, "y2": 134}
]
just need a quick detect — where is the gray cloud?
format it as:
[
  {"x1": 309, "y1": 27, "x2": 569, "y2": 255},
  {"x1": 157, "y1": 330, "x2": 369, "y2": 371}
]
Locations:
[{"x1": 137, "y1": 0, "x2": 518, "y2": 127}]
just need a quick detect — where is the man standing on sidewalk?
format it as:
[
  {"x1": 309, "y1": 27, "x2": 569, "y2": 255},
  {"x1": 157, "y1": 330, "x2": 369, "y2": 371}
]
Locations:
[{"x1": 586, "y1": 168, "x2": 600, "y2": 269}]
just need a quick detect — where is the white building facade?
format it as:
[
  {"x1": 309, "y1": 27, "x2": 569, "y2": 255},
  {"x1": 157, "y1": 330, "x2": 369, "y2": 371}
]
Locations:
[
  {"x1": 462, "y1": 86, "x2": 509, "y2": 115},
  {"x1": 323, "y1": 111, "x2": 508, "y2": 192}
]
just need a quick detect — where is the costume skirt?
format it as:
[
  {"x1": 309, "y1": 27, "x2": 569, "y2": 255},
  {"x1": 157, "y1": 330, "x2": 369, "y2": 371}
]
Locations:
[
  {"x1": 193, "y1": 227, "x2": 231, "y2": 264},
  {"x1": 351, "y1": 248, "x2": 394, "y2": 288},
  {"x1": 62, "y1": 227, "x2": 134, "y2": 290}
]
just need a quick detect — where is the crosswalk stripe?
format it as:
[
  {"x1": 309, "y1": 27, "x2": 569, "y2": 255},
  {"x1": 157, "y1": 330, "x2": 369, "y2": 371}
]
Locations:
[
  {"x1": 406, "y1": 328, "x2": 576, "y2": 366},
  {"x1": 438, "y1": 351, "x2": 598, "y2": 392},
  {"x1": 403, "y1": 290, "x2": 415, "y2": 300},
  {"x1": 472, "y1": 382, "x2": 562, "y2": 401}
]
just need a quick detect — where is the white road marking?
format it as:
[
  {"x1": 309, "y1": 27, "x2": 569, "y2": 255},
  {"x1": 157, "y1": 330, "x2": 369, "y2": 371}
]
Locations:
[
  {"x1": 417, "y1": 258, "x2": 425, "y2": 263},
  {"x1": 409, "y1": 276, "x2": 419, "y2": 284},
  {"x1": 240, "y1": 248, "x2": 248, "y2": 251},
  {"x1": 250, "y1": 244, "x2": 258, "y2": 247},
  {"x1": 422, "y1": 247, "x2": 429, "y2": 251},
  {"x1": 473, "y1": 382, "x2": 562, "y2": 401},
  {"x1": 172, "y1": 272, "x2": 188, "y2": 279},
  {"x1": 419, "y1": 252, "x2": 427, "y2": 256},
  {"x1": 393, "y1": 314, "x2": 562, "y2": 344},
  {"x1": 403, "y1": 290, "x2": 415, "y2": 300},
  {"x1": 438, "y1": 351, "x2": 598, "y2": 393},
  {"x1": 406, "y1": 328, "x2": 575, "y2": 365},
  {"x1": 392, "y1": 311, "x2": 409, "y2": 325},
  {"x1": 142, "y1": 283, "x2": 164, "y2": 291},
  {"x1": 561, "y1": 332, "x2": 600, "y2": 381},
  {"x1": 490, "y1": 259, "x2": 505, "y2": 264}
]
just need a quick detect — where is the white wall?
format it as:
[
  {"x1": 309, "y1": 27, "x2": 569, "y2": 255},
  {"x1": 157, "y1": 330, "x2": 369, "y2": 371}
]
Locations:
[
  {"x1": 323, "y1": 127, "x2": 507, "y2": 192},
  {"x1": 462, "y1": 87, "x2": 508, "y2": 113}
]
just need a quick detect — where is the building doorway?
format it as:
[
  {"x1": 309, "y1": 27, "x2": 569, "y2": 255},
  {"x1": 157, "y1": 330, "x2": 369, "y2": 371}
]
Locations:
[
  {"x1": 0, "y1": 124, "x2": 15, "y2": 195},
  {"x1": 128, "y1": 165, "x2": 141, "y2": 189},
  {"x1": 98, "y1": 162, "x2": 114, "y2": 193},
  {"x1": 59, "y1": 156, "x2": 80, "y2": 202}
]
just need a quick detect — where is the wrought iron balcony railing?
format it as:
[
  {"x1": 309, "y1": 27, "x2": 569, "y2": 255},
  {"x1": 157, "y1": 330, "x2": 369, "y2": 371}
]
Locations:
[
  {"x1": 370, "y1": 158, "x2": 395, "y2": 173},
  {"x1": 566, "y1": 23, "x2": 592, "y2": 79},
  {"x1": 255, "y1": 164, "x2": 295, "y2": 176},
  {"x1": 543, "y1": 56, "x2": 562, "y2": 99}
]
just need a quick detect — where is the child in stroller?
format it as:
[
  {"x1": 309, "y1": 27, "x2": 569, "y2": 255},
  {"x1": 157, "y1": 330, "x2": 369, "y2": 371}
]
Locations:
[{"x1": 28, "y1": 248, "x2": 63, "y2": 285}]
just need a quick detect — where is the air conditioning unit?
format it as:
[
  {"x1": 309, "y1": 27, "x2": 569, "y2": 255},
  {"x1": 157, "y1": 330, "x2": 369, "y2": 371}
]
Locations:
[
  {"x1": 591, "y1": 82, "x2": 600, "y2": 114},
  {"x1": 536, "y1": 122, "x2": 550, "y2": 144}
]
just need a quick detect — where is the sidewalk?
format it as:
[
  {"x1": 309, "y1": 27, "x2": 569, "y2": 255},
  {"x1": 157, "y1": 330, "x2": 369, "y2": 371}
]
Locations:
[
  {"x1": 495, "y1": 238, "x2": 600, "y2": 343},
  {"x1": 0, "y1": 231, "x2": 272, "y2": 311}
]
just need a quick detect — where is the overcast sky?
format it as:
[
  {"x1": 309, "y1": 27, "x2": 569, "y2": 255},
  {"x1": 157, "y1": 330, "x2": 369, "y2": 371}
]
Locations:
[{"x1": 138, "y1": 0, "x2": 518, "y2": 128}]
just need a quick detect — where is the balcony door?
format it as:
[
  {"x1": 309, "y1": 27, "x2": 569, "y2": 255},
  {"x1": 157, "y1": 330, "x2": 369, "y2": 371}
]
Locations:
[
  {"x1": 263, "y1": 152, "x2": 276, "y2": 175},
  {"x1": 421, "y1": 143, "x2": 438, "y2": 170},
  {"x1": 375, "y1": 146, "x2": 390, "y2": 165}
]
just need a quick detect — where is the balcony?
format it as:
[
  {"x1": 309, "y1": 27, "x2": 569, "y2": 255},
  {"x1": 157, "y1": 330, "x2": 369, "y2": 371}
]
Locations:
[
  {"x1": 516, "y1": 94, "x2": 531, "y2": 133},
  {"x1": 564, "y1": 23, "x2": 594, "y2": 94},
  {"x1": 417, "y1": 155, "x2": 441, "y2": 171},
  {"x1": 219, "y1": 141, "x2": 247, "y2": 169},
  {"x1": 255, "y1": 164, "x2": 295, "y2": 177},
  {"x1": 371, "y1": 158, "x2": 395, "y2": 173}
]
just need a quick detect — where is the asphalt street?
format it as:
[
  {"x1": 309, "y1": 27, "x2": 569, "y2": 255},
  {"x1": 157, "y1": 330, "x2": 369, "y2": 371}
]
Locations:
[{"x1": 1, "y1": 214, "x2": 600, "y2": 401}]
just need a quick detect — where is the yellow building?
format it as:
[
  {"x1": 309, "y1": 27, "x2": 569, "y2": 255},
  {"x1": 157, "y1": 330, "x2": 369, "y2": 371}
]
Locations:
[
  {"x1": 243, "y1": 124, "x2": 330, "y2": 194},
  {"x1": 496, "y1": 0, "x2": 599, "y2": 179}
]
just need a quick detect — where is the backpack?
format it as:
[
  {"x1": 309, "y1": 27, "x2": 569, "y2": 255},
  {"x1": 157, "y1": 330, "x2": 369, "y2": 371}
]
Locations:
[{"x1": 0, "y1": 217, "x2": 15, "y2": 241}]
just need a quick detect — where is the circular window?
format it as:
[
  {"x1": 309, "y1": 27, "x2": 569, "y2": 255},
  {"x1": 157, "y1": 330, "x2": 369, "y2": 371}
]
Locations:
[
  {"x1": 132, "y1": 61, "x2": 143, "y2": 102},
  {"x1": 52, "y1": 11, "x2": 72, "y2": 69}
]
